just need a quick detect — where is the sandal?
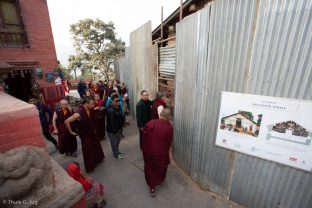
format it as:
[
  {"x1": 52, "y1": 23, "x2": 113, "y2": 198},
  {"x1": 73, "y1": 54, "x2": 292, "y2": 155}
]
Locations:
[{"x1": 150, "y1": 188, "x2": 156, "y2": 197}]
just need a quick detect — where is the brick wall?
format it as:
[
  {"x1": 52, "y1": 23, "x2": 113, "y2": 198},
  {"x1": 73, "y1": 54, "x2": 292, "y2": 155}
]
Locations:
[
  {"x1": 0, "y1": 91, "x2": 47, "y2": 153},
  {"x1": 0, "y1": 0, "x2": 58, "y2": 87}
]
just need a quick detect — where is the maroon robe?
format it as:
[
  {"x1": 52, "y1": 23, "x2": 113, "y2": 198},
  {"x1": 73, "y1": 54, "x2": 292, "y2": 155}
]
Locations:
[
  {"x1": 151, "y1": 98, "x2": 166, "y2": 119},
  {"x1": 57, "y1": 108, "x2": 77, "y2": 154},
  {"x1": 94, "y1": 100, "x2": 105, "y2": 139},
  {"x1": 142, "y1": 119, "x2": 173, "y2": 189},
  {"x1": 77, "y1": 106, "x2": 105, "y2": 172}
]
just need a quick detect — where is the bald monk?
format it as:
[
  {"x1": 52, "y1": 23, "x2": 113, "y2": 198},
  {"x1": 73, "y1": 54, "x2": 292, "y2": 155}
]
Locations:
[
  {"x1": 65, "y1": 97, "x2": 105, "y2": 172},
  {"x1": 142, "y1": 108, "x2": 173, "y2": 197},
  {"x1": 52, "y1": 99, "x2": 77, "y2": 157}
]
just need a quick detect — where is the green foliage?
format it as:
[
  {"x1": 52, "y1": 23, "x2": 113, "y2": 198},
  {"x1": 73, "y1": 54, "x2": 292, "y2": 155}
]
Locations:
[
  {"x1": 239, "y1": 110, "x2": 254, "y2": 121},
  {"x1": 58, "y1": 61, "x2": 73, "y2": 80},
  {"x1": 68, "y1": 18, "x2": 125, "y2": 80}
]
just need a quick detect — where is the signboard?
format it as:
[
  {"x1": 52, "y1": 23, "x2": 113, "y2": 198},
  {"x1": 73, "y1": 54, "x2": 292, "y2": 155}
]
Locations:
[{"x1": 215, "y1": 92, "x2": 312, "y2": 172}]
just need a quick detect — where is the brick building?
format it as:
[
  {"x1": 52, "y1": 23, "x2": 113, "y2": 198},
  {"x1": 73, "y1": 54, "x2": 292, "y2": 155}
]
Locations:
[{"x1": 0, "y1": 0, "x2": 63, "y2": 105}]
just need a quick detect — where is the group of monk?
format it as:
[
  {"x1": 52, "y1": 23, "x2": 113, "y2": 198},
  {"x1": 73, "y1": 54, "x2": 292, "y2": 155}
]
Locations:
[
  {"x1": 136, "y1": 90, "x2": 174, "y2": 197},
  {"x1": 29, "y1": 81, "x2": 174, "y2": 204}
]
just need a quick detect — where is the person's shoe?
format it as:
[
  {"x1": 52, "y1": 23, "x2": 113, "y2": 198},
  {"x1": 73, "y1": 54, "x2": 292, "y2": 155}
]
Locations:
[
  {"x1": 150, "y1": 188, "x2": 156, "y2": 197},
  {"x1": 117, "y1": 154, "x2": 124, "y2": 160},
  {"x1": 119, "y1": 151, "x2": 124, "y2": 155}
]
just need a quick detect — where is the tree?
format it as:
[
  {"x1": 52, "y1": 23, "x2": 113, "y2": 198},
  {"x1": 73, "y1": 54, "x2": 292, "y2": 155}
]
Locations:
[
  {"x1": 58, "y1": 60, "x2": 73, "y2": 80},
  {"x1": 68, "y1": 18, "x2": 125, "y2": 80}
]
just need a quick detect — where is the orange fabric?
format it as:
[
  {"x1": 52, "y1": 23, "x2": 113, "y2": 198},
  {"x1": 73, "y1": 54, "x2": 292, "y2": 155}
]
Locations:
[
  {"x1": 62, "y1": 109, "x2": 68, "y2": 116},
  {"x1": 84, "y1": 106, "x2": 90, "y2": 118},
  {"x1": 66, "y1": 163, "x2": 92, "y2": 192}
]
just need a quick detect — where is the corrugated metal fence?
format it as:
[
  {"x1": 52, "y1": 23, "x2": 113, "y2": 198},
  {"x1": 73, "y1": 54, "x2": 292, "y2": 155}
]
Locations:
[
  {"x1": 159, "y1": 46, "x2": 176, "y2": 80},
  {"x1": 174, "y1": 0, "x2": 312, "y2": 208},
  {"x1": 129, "y1": 21, "x2": 158, "y2": 115},
  {"x1": 113, "y1": 57, "x2": 124, "y2": 82},
  {"x1": 158, "y1": 46, "x2": 176, "y2": 102}
]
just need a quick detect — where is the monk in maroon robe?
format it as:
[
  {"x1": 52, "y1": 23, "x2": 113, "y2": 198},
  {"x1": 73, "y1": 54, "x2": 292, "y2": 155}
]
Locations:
[
  {"x1": 94, "y1": 93, "x2": 106, "y2": 140},
  {"x1": 65, "y1": 97, "x2": 105, "y2": 172},
  {"x1": 151, "y1": 91, "x2": 166, "y2": 119},
  {"x1": 142, "y1": 108, "x2": 173, "y2": 196},
  {"x1": 52, "y1": 99, "x2": 77, "y2": 156}
]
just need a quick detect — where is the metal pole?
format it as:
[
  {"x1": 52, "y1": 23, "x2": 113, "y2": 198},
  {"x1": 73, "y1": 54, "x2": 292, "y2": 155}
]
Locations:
[{"x1": 180, "y1": 0, "x2": 183, "y2": 21}]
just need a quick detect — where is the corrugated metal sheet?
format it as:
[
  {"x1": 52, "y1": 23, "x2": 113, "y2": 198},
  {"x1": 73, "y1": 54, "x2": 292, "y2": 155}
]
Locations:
[
  {"x1": 174, "y1": 0, "x2": 312, "y2": 207},
  {"x1": 159, "y1": 46, "x2": 176, "y2": 79},
  {"x1": 124, "y1": 47, "x2": 134, "y2": 116},
  {"x1": 175, "y1": 0, "x2": 257, "y2": 197},
  {"x1": 232, "y1": 0, "x2": 312, "y2": 207},
  {"x1": 113, "y1": 57, "x2": 125, "y2": 82},
  {"x1": 129, "y1": 21, "x2": 157, "y2": 116},
  {"x1": 158, "y1": 46, "x2": 176, "y2": 102}
]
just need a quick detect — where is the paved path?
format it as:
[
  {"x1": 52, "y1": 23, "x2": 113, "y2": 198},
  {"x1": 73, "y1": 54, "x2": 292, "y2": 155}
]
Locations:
[{"x1": 49, "y1": 116, "x2": 244, "y2": 208}]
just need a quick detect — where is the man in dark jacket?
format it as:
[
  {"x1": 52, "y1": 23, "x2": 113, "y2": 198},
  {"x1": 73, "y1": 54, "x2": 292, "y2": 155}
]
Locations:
[
  {"x1": 28, "y1": 97, "x2": 58, "y2": 149},
  {"x1": 77, "y1": 78, "x2": 87, "y2": 98},
  {"x1": 106, "y1": 94, "x2": 125, "y2": 159},
  {"x1": 136, "y1": 90, "x2": 152, "y2": 150}
]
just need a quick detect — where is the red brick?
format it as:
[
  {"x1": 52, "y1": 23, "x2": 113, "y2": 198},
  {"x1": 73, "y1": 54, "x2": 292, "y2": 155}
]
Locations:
[
  {"x1": 0, "y1": 128, "x2": 42, "y2": 145},
  {"x1": 0, "y1": 0, "x2": 58, "y2": 87},
  {"x1": 0, "y1": 116, "x2": 41, "y2": 134},
  {"x1": 0, "y1": 138, "x2": 46, "y2": 153}
]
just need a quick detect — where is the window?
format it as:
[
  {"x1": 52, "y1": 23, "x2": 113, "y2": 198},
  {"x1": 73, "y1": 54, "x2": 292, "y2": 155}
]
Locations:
[{"x1": 0, "y1": 0, "x2": 28, "y2": 47}]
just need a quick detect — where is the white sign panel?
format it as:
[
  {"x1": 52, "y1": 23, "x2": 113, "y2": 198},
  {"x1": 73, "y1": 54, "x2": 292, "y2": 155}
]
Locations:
[{"x1": 216, "y1": 92, "x2": 312, "y2": 172}]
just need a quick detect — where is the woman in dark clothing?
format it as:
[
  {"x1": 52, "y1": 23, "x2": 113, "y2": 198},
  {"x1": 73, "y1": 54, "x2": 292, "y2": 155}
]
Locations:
[{"x1": 65, "y1": 97, "x2": 105, "y2": 172}]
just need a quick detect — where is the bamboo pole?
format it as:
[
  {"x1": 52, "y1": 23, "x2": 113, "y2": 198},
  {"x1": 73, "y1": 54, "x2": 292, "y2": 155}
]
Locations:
[
  {"x1": 180, "y1": 0, "x2": 183, "y2": 21},
  {"x1": 161, "y1": 6, "x2": 163, "y2": 40}
]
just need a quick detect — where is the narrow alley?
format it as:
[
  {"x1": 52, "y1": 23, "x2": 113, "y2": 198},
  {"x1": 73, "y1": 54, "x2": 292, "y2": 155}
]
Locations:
[{"x1": 49, "y1": 115, "x2": 243, "y2": 208}]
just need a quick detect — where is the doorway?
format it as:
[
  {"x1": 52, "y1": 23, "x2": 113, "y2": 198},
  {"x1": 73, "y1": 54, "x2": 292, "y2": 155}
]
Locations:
[{"x1": 4, "y1": 70, "x2": 34, "y2": 102}]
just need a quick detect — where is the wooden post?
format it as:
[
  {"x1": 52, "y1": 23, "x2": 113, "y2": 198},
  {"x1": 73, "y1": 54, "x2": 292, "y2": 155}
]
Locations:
[
  {"x1": 180, "y1": 0, "x2": 183, "y2": 21},
  {"x1": 161, "y1": 6, "x2": 163, "y2": 40}
]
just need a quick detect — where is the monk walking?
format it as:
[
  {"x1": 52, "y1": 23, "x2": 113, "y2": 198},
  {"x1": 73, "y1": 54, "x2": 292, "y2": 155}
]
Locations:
[
  {"x1": 52, "y1": 99, "x2": 77, "y2": 157},
  {"x1": 142, "y1": 108, "x2": 173, "y2": 197},
  {"x1": 65, "y1": 97, "x2": 105, "y2": 172}
]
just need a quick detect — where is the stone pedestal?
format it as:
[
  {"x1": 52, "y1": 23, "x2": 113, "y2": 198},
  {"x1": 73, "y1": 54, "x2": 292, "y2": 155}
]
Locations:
[{"x1": 0, "y1": 91, "x2": 86, "y2": 208}]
